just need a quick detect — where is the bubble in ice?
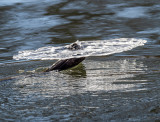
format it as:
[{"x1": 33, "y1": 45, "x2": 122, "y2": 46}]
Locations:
[{"x1": 13, "y1": 38, "x2": 147, "y2": 60}]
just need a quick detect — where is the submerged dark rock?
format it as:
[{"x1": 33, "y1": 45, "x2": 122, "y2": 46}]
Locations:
[
  {"x1": 45, "y1": 57, "x2": 85, "y2": 72},
  {"x1": 45, "y1": 42, "x2": 85, "y2": 72}
]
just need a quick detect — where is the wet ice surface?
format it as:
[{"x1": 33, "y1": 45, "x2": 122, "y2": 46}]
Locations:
[
  {"x1": 0, "y1": 0, "x2": 160, "y2": 121},
  {"x1": 13, "y1": 38, "x2": 147, "y2": 60}
]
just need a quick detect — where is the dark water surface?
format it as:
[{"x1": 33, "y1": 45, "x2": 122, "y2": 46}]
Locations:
[{"x1": 0, "y1": 0, "x2": 160, "y2": 121}]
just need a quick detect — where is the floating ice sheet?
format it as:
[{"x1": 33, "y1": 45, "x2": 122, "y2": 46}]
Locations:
[{"x1": 13, "y1": 38, "x2": 147, "y2": 60}]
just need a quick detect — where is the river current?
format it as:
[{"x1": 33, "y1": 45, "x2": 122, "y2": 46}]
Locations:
[{"x1": 0, "y1": 0, "x2": 160, "y2": 121}]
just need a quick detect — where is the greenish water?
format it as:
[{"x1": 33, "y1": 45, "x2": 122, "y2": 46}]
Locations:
[{"x1": 0, "y1": 0, "x2": 160, "y2": 121}]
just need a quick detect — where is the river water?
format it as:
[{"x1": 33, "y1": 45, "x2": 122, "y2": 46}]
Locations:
[{"x1": 0, "y1": 0, "x2": 160, "y2": 121}]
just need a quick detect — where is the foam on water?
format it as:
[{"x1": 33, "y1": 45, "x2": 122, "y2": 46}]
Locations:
[{"x1": 13, "y1": 38, "x2": 147, "y2": 60}]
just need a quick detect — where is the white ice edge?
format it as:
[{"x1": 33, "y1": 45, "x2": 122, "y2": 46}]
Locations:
[{"x1": 13, "y1": 38, "x2": 147, "y2": 60}]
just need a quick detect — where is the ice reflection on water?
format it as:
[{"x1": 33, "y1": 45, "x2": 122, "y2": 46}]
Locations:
[{"x1": 13, "y1": 59, "x2": 146, "y2": 96}]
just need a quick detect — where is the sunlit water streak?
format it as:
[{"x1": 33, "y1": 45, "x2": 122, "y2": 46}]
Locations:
[{"x1": 11, "y1": 59, "x2": 147, "y2": 97}]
